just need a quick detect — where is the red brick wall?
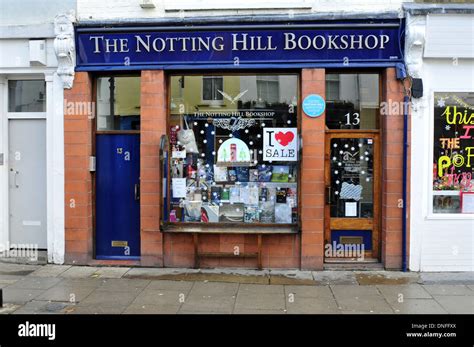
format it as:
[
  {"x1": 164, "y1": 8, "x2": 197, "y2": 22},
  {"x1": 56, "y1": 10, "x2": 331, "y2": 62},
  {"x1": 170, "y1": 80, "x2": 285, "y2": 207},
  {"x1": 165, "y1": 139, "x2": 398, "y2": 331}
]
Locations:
[
  {"x1": 64, "y1": 72, "x2": 94, "y2": 264},
  {"x1": 140, "y1": 70, "x2": 167, "y2": 266},
  {"x1": 300, "y1": 69, "x2": 326, "y2": 270},
  {"x1": 63, "y1": 69, "x2": 407, "y2": 271},
  {"x1": 381, "y1": 68, "x2": 409, "y2": 270}
]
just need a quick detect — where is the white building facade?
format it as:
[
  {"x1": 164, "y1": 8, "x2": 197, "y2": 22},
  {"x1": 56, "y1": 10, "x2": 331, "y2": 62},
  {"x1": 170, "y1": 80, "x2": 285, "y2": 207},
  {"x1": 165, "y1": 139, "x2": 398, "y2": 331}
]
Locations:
[
  {"x1": 405, "y1": 3, "x2": 474, "y2": 271},
  {"x1": 0, "y1": 0, "x2": 76, "y2": 264}
]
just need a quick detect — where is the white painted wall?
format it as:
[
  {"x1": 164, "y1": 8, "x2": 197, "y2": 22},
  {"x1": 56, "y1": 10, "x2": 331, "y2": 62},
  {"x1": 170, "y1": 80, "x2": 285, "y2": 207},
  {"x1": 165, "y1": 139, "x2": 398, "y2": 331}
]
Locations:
[
  {"x1": 77, "y1": 0, "x2": 410, "y2": 21},
  {"x1": 0, "y1": 0, "x2": 74, "y2": 264},
  {"x1": 407, "y1": 13, "x2": 474, "y2": 272}
]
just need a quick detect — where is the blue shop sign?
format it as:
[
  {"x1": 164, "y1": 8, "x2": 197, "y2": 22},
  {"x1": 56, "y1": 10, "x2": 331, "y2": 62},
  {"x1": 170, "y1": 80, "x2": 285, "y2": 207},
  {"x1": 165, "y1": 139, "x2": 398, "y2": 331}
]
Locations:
[{"x1": 76, "y1": 22, "x2": 404, "y2": 71}]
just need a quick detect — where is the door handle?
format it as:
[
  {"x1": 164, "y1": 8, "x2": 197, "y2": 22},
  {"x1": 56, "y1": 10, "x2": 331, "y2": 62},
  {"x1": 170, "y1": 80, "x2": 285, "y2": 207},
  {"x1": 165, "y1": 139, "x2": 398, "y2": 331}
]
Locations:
[
  {"x1": 10, "y1": 168, "x2": 19, "y2": 188},
  {"x1": 326, "y1": 186, "x2": 331, "y2": 205},
  {"x1": 134, "y1": 183, "x2": 140, "y2": 201}
]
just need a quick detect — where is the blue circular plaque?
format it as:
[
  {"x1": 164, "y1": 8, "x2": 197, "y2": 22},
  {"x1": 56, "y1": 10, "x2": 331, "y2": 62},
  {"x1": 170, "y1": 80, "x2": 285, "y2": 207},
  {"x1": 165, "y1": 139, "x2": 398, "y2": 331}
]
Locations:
[{"x1": 303, "y1": 94, "x2": 326, "y2": 118}]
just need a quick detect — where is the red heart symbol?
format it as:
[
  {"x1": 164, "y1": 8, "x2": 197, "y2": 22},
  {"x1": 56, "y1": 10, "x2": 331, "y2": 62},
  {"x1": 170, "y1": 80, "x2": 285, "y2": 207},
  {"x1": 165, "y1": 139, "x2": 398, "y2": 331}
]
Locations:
[{"x1": 275, "y1": 131, "x2": 294, "y2": 147}]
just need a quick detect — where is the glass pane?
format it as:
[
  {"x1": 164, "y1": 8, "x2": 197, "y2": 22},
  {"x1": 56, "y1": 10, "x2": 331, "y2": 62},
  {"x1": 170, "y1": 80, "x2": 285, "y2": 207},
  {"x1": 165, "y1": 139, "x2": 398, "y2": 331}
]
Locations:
[
  {"x1": 330, "y1": 138, "x2": 374, "y2": 218},
  {"x1": 168, "y1": 74, "x2": 299, "y2": 224},
  {"x1": 432, "y1": 92, "x2": 474, "y2": 214},
  {"x1": 96, "y1": 76, "x2": 141, "y2": 131},
  {"x1": 8, "y1": 80, "x2": 46, "y2": 112},
  {"x1": 325, "y1": 74, "x2": 379, "y2": 129}
]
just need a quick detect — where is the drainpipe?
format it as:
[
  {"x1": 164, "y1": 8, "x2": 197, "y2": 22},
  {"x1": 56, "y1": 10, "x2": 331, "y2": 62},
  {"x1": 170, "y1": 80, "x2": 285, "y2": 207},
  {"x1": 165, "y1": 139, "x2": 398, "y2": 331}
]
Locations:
[
  {"x1": 401, "y1": 78, "x2": 412, "y2": 273},
  {"x1": 396, "y1": 64, "x2": 411, "y2": 272},
  {"x1": 402, "y1": 93, "x2": 409, "y2": 272}
]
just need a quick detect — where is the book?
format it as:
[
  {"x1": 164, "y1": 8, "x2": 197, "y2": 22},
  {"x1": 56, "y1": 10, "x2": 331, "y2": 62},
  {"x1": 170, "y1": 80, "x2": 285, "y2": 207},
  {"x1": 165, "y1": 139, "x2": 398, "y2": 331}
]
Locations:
[
  {"x1": 249, "y1": 169, "x2": 259, "y2": 182},
  {"x1": 259, "y1": 201, "x2": 275, "y2": 223},
  {"x1": 258, "y1": 165, "x2": 272, "y2": 182},
  {"x1": 201, "y1": 203, "x2": 220, "y2": 223},
  {"x1": 230, "y1": 186, "x2": 240, "y2": 203},
  {"x1": 244, "y1": 206, "x2": 259, "y2": 223},
  {"x1": 213, "y1": 165, "x2": 228, "y2": 182},
  {"x1": 228, "y1": 169, "x2": 237, "y2": 182},
  {"x1": 275, "y1": 203, "x2": 292, "y2": 223},
  {"x1": 271, "y1": 166, "x2": 290, "y2": 182},
  {"x1": 221, "y1": 188, "x2": 230, "y2": 201},
  {"x1": 276, "y1": 188, "x2": 287, "y2": 203},
  {"x1": 219, "y1": 203, "x2": 244, "y2": 222},
  {"x1": 236, "y1": 167, "x2": 250, "y2": 182},
  {"x1": 211, "y1": 186, "x2": 222, "y2": 203}
]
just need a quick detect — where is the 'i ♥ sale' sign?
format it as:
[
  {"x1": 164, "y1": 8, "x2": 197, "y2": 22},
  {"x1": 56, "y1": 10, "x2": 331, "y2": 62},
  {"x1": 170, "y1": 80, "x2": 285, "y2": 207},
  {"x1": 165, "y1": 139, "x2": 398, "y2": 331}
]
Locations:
[{"x1": 263, "y1": 128, "x2": 298, "y2": 161}]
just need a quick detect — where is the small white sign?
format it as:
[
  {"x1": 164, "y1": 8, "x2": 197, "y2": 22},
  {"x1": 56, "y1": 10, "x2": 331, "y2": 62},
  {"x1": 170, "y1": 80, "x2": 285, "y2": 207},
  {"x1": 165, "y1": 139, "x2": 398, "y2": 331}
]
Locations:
[
  {"x1": 345, "y1": 202, "x2": 358, "y2": 217},
  {"x1": 263, "y1": 128, "x2": 298, "y2": 162},
  {"x1": 172, "y1": 178, "x2": 187, "y2": 198}
]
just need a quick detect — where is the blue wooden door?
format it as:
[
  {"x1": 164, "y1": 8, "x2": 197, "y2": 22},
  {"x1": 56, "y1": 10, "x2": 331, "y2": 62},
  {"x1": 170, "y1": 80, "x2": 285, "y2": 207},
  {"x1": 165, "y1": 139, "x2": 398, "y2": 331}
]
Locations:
[{"x1": 96, "y1": 134, "x2": 140, "y2": 259}]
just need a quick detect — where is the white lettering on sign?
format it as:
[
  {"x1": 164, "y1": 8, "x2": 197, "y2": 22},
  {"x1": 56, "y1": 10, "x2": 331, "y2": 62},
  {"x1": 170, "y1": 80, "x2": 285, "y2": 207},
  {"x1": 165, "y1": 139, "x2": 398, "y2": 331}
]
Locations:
[
  {"x1": 88, "y1": 33, "x2": 391, "y2": 54},
  {"x1": 263, "y1": 128, "x2": 298, "y2": 162}
]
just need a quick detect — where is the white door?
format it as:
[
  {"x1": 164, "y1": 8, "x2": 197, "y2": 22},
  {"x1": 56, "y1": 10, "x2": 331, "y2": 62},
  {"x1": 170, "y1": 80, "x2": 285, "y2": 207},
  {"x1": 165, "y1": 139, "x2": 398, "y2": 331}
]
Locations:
[{"x1": 8, "y1": 119, "x2": 47, "y2": 248}]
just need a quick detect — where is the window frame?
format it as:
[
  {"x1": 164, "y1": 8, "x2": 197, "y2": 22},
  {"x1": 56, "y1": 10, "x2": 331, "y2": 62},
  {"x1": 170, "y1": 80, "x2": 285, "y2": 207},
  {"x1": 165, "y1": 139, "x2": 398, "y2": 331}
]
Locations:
[
  {"x1": 324, "y1": 72, "x2": 382, "y2": 131},
  {"x1": 7, "y1": 77, "x2": 47, "y2": 119},
  {"x1": 163, "y1": 71, "x2": 302, "y2": 232},
  {"x1": 428, "y1": 89, "x2": 474, "y2": 220},
  {"x1": 94, "y1": 73, "x2": 142, "y2": 134}
]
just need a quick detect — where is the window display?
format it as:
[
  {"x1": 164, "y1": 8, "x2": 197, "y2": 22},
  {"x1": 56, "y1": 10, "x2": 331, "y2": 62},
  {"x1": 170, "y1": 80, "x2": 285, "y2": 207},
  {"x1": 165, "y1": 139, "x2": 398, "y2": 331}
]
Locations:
[
  {"x1": 167, "y1": 74, "x2": 299, "y2": 224},
  {"x1": 433, "y1": 92, "x2": 474, "y2": 214}
]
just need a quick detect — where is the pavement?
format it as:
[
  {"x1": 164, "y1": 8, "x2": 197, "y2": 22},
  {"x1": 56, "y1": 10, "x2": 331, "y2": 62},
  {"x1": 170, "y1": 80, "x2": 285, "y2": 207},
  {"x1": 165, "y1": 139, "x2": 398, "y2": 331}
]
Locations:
[{"x1": 0, "y1": 263, "x2": 473, "y2": 314}]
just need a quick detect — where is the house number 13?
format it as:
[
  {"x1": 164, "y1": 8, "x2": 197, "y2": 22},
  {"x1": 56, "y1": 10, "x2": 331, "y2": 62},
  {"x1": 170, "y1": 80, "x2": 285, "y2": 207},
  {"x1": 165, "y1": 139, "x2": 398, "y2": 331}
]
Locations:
[{"x1": 345, "y1": 112, "x2": 360, "y2": 126}]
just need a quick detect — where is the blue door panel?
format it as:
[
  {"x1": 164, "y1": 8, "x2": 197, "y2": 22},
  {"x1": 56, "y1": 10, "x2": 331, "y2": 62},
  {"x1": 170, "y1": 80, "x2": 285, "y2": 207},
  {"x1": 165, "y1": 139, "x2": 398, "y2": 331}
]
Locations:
[{"x1": 96, "y1": 134, "x2": 140, "y2": 259}]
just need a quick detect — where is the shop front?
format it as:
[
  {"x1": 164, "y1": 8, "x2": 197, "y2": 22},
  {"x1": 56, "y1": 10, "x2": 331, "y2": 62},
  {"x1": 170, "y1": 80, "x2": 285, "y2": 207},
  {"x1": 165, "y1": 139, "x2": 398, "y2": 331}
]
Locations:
[{"x1": 65, "y1": 15, "x2": 408, "y2": 270}]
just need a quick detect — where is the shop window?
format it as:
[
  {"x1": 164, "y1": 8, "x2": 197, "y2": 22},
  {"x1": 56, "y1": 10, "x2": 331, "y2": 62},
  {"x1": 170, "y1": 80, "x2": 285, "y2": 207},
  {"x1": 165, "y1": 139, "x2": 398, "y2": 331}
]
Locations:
[
  {"x1": 8, "y1": 80, "x2": 46, "y2": 112},
  {"x1": 96, "y1": 76, "x2": 141, "y2": 131},
  {"x1": 167, "y1": 74, "x2": 299, "y2": 225},
  {"x1": 433, "y1": 92, "x2": 474, "y2": 214},
  {"x1": 325, "y1": 74, "x2": 380, "y2": 129}
]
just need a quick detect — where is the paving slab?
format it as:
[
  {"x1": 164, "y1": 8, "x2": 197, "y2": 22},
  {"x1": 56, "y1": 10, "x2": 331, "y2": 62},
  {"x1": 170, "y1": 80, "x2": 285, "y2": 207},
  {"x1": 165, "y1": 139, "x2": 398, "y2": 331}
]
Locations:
[
  {"x1": 420, "y1": 272, "x2": 474, "y2": 285},
  {"x1": 286, "y1": 296, "x2": 340, "y2": 314},
  {"x1": 12, "y1": 300, "x2": 69, "y2": 314},
  {"x1": 123, "y1": 267, "x2": 199, "y2": 280},
  {"x1": 35, "y1": 284, "x2": 96, "y2": 303},
  {"x1": 235, "y1": 292, "x2": 286, "y2": 311},
  {"x1": 238, "y1": 283, "x2": 284, "y2": 295},
  {"x1": 284, "y1": 285, "x2": 334, "y2": 298},
  {"x1": 356, "y1": 271, "x2": 419, "y2": 285},
  {"x1": 2, "y1": 287, "x2": 46, "y2": 304},
  {"x1": 95, "y1": 278, "x2": 150, "y2": 293},
  {"x1": 377, "y1": 284, "x2": 432, "y2": 303},
  {"x1": 0, "y1": 303, "x2": 22, "y2": 314},
  {"x1": 91, "y1": 267, "x2": 131, "y2": 279},
  {"x1": 58, "y1": 278, "x2": 105, "y2": 288},
  {"x1": 423, "y1": 285, "x2": 474, "y2": 296},
  {"x1": 268, "y1": 269, "x2": 314, "y2": 285},
  {"x1": 6, "y1": 276, "x2": 62, "y2": 290},
  {"x1": 59, "y1": 266, "x2": 99, "y2": 279},
  {"x1": 433, "y1": 295, "x2": 474, "y2": 314},
  {"x1": 29, "y1": 265, "x2": 71, "y2": 278},
  {"x1": 179, "y1": 293, "x2": 236, "y2": 314},
  {"x1": 64, "y1": 304, "x2": 127, "y2": 314},
  {"x1": 80, "y1": 290, "x2": 139, "y2": 307},
  {"x1": 189, "y1": 281, "x2": 239, "y2": 297},
  {"x1": 0, "y1": 263, "x2": 40, "y2": 276},
  {"x1": 145, "y1": 280, "x2": 194, "y2": 292},
  {"x1": 313, "y1": 271, "x2": 358, "y2": 285},
  {"x1": 123, "y1": 303, "x2": 181, "y2": 314},
  {"x1": 389, "y1": 299, "x2": 448, "y2": 314},
  {"x1": 132, "y1": 289, "x2": 187, "y2": 306},
  {"x1": 330, "y1": 285, "x2": 393, "y2": 313}
]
